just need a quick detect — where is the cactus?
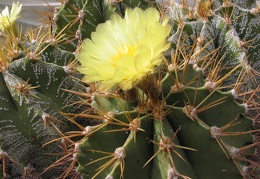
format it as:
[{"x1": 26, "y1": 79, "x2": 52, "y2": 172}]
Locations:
[
  {"x1": 53, "y1": 0, "x2": 154, "y2": 52},
  {"x1": 0, "y1": 0, "x2": 259, "y2": 178},
  {"x1": 0, "y1": 3, "x2": 87, "y2": 178},
  {"x1": 74, "y1": 0, "x2": 259, "y2": 179},
  {"x1": 53, "y1": 0, "x2": 116, "y2": 51},
  {"x1": 76, "y1": 63, "x2": 258, "y2": 178}
]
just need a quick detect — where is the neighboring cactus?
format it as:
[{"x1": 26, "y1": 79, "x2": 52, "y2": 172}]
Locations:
[
  {"x1": 167, "y1": 0, "x2": 260, "y2": 125},
  {"x1": 53, "y1": 0, "x2": 154, "y2": 52},
  {"x1": 53, "y1": 0, "x2": 116, "y2": 51},
  {"x1": 74, "y1": 0, "x2": 259, "y2": 179},
  {"x1": 0, "y1": 3, "x2": 87, "y2": 178}
]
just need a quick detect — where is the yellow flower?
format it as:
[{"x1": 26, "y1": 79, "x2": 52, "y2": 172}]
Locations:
[
  {"x1": 78, "y1": 7, "x2": 171, "y2": 92},
  {"x1": 0, "y1": 2, "x2": 22, "y2": 31}
]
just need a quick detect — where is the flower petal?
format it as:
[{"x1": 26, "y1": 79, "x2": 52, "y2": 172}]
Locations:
[{"x1": 77, "y1": 7, "x2": 171, "y2": 92}]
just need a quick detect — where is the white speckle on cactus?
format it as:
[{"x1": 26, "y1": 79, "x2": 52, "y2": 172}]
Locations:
[
  {"x1": 167, "y1": 63, "x2": 178, "y2": 71},
  {"x1": 0, "y1": 107, "x2": 9, "y2": 111},
  {"x1": 183, "y1": 105, "x2": 197, "y2": 121},
  {"x1": 30, "y1": 60, "x2": 60, "y2": 88},
  {"x1": 75, "y1": 29, "x2": 82, "y2": 39},
  {"x1": 78, "y1": 10, "x2": 85, "y2": 20},
  {"x1": 46, "y1": 38, "x2": 56, "y2": 45},
  {"x1": 204, "y1": 80, "x2": 216, "y2": 91},
  {"x1": 114, "y1": 147, "x2": 126, "y2": 159},
  {"x1": 83, "y1": 126, "x2": 93, "y2": 135},
  {"x1": 63, "y1": 65, "x2": 72, "y2": 74},
  {"x1": 72, "y1": 153, "x2": 78, "y2": 160},
  {"x1": 250, "y1": 7, "x2": 260, "y2": 16},
  {"x1": 193, "y1": 65, "x2": 203, "y2": 73},
  {"x1": 73, "y1": 51, "x2": 78, "y2": 58},
  {"x1": 230, "y1": 89, "x2": 238, "y2": 99},
  {"x1": 168, "y1": 2, "x2": 185, "y2": 20},
  {"x1": 230, "y1": 147, "x2": 239, "y2": 158},
  {"x1": 61, "y1": 138, "x2": 65, "y2": 144},
  {"x1": 222, "y1": 2, "x2": 233, "y2": 8},
  {"x1": 167, "y1": 167, "x2": 179, "y2": 179},
  {"x1": 73, "y1": 145, "x2": 80, "y2": 158},
  {"x1": 42, "y1": 112, "x2": 50, "y2": 122},
  {"x1": 86, "y1": 87, "x2": 91, "y2": 93},
  {"x1": 210, "y1": 126, "x2": 220, "y2": 138},
  {"x1": 31, "y1": 39, "x2": 38, "y2": 45},
  {"x1": 242, "y1": 103, "x2": 248, "y2": 112},
  {"x1": 171, "y1": 83, "x2": 186, "y2": 93},
  {"x1": 103, "y1": 111, "x2": 115, "y2": 123},
  {"x1": 241, "y1": 165, "x2": 249, "y2": 175},
  {"x1": 91, "y1": 95, "x2": 95, "y2": 102},
  {"x1": 105, "y1": 175, "x2": 113, "y2": 179},
  {"x1": 53, "y1": 12, "x2": 58, "y2": 22},
  {"x1": 0, "y1": 96, "x2": 9, "y2": 103},
  {"x1": 27, "y1": 52, "x2": 38, "y2": 60}
]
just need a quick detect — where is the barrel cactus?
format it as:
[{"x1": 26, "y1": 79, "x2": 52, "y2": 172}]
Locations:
[
  {"x1": 0, "y1": 0, "x2": 259, "y2": 178},
  {"x1": 73, "y1": 0, "x2": 259, "y2": 178},
  {"x1": 0, "y1": 2, "x2": 87, "y2": 178}
]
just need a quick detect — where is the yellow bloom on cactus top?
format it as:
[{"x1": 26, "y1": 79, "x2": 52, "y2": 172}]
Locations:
[
  {"x1": 0, "y1": 2, "x2": 22, "y2": 31},
  {"x1": 77, "y1": 7, "x2": 171, "y2": 92}
]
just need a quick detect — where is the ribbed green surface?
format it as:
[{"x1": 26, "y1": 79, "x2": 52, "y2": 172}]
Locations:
[
  {"x1": 0, "y1": 39, "x2": 85, "y2": 177},
  {"x1": 0, "y1": 0, "x2": 258, "y2": 178},
  {"x1": 77, "y1": 65, "x2": 254, "y2": 178}
]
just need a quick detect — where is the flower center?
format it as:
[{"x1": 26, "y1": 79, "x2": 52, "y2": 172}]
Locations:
[
  {"x1": 118, "y1": 44, "x2": 136, "y2": 56},
  {"x1": 112, "y1": 44, "x2": 136, "y2": 65}
]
